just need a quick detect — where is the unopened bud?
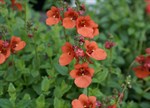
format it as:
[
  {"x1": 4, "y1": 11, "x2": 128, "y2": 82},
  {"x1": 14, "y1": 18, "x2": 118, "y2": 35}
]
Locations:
[{"x1": 105, "y1": 41, "x2": 115, "y2": 49}]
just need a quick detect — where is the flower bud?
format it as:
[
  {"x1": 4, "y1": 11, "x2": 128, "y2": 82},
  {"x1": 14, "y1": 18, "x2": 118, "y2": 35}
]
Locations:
[{"x1": 105, "y1": 41, "x2": 115, "y2": 49}]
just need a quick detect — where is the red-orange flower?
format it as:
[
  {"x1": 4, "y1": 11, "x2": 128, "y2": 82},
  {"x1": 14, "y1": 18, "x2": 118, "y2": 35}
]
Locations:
[
  {"x1": 46, "y1": 6, "x2": 61, "y2": 26},
  {"x1": 107, "y1": 104, "x2": 117, "y2": 108},
  {"x1": 85, "y1": 40, "x2": 107, "y2": 60},
  {"x1": 0, "y1": 0, "x2": 5, "y2": 4},
  {"x1": 72, "y1": 94, "x2": 96, "y2": 108},
  {"x1": 70, "y1": 63, "x2": 94, "y2": 88},
  {"x1": 63, "y1": 8, "x2": 79, "y2": 29},
  {"x1": 0, "y1": 40, "x2": 10, "y2": 64},
  {"x1": 59, "y1": 42, "x2": 75, "y2": 66},
  {"x1": 133, "y1": 53, "x2": 150, "y2": 78},
  {"x1": 10, "y1": 36, "x2": 26, "y2": 53},
  {"x1": 133, "y1": 66, "x2": 150, "y2": 78},
  {"x1": 11, "y1": 0, "x2": 22, "y2": 11},
  {"x1": 76, "y1": 16, "x2": 99, "y2": 38}
]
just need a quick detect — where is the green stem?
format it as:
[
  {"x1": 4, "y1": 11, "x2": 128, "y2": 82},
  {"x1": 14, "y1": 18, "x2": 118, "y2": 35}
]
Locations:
[
  {"x1": 127, "y1": 60, "x2": 135, "y2": 74},
  {"x1": 32, "y1": 36, "x2": 39, "y2": 67},
  {"x1": 83, "y1": 88, "x2": 88, "y2": 96},
  {"x1": 116, "y1": 85, "x2": 126, "y2": 106},
  {"x1": 144, "y1": 87, "x2": 150, "y2": 92}
]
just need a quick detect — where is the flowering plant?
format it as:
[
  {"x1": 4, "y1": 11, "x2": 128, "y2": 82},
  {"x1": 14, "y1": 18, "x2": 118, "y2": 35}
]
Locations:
[{"x1": 0, "y1": 0, "x2": 150, "y2": 108}]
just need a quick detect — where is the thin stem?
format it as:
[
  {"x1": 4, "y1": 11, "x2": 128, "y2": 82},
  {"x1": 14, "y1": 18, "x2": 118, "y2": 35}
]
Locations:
[
  {"x1": 116, "y1": 85, "x2": 126, "y2": 106},
  {"x1": 127, "y1": 60, "x2": 135, "y2": 74},
  {"x1": 83, "y1": 88, "x2": 88, "y2": 96},
  {"x1": 144, "y1": 87, "x2": 150, "y2": 92},
  {"x1": 63, "y1": 27, "x2": 69, "y2": 42}
]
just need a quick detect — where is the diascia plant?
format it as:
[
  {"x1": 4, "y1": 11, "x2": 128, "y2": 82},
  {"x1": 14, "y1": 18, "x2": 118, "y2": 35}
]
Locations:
[
  {"x1": 45, "y1": 1, "x2": 126, "y2": 108},
  {"x1": 0, "y1": 0, "x2": 149, "y2": 108}
]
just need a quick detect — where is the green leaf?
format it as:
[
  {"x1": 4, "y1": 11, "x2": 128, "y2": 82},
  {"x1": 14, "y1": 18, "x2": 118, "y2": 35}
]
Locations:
[
  {"x1": 41, "y1": 76, "x2": 50, "y2": 92},
  {"x1": 46, "y1": 48, "x2": 53, "y2": 57},
  {"x1": 142, "y1": 92, "x2": 150, "y2": 100},
  {"x1": 16, "y1": 94, "x2": 31, "y2": 108},
  {"x1": 36, "y1": 94, "x2": 45, "y2": 108},
  {"x1": 8, "y1": 83, "x2": 16, "y2": 102},
  {"x1": 92, "y1": 68, "x2": 109, "y2": 84},
  {"x1": 88, "y1": 88, "x2": 104, "y2": 99},
  {"x1": 54, "y1": 80, "x2": 71, "y2": 98},
  {"x1": 8, "y1": 83, "x2": 16, "y2": 94},
  {"x1": 0, "y1": 99, "x2": 12, "y2": 108},
  {"x1": 54, "y1": 97, "x2": 70, "y2": 108},
  {"x1": 54, "y1": 63, "x2": 68, "y2": 75},
  {"x1": 140, "y1": 102, "x2": 150, "y2": 108}
]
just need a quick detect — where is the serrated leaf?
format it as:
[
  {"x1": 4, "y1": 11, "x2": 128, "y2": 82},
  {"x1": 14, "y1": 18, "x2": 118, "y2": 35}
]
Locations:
[
  {"x1": 92, "y1": 68, "x2": 109, "y2": 84},
  {"x1": 54, "y1": 63, "x2": 68, "y2": 75},
  {"x1": 36, "y1": 94, "x2": 45, "y2": 108},
  {"x1": 41, "y1": 76, "x2": 50, "y2": 92}
]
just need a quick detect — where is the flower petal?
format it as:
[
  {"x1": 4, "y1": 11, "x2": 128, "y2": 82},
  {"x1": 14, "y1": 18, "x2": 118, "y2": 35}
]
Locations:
[
  {"x1": 15, "y1": 3, "x2": 22, "y2": 11},
  {"x1": 78, "y1": 94, "x2": 88, "y2": 105},
  {"x1": 59, "y1": 53, "x2": 74, "y2": 66},
  {"x1": 89, "y1": 96, "x2": 96, "y2": 105},
  {"x1": 11, "y1": 36, "x2": 21, "y2": 42},
  {"x1": 93, "y1": 28, "x2": 99, "y2": 36},
  {"x1": 15, "y1": 41, "x2": 26, "y2": 51},
  {"x1": 72, "y1": 99, "x2": 83, "y2": 108},
  {"x1": 75, "y1": 76, "x2": 91, "y2": 88},
  {"x1": 46, "y1": 17, "x2": 59, "y2": 26},
  {"x1": 77, "y1": 27, "x2": 93, "y2": 38},
  {"x1": 91, "y1": 48, "x2": 107, "y2": 60},
  {"x1": 133, "y1": 66, "x2": 150, "y2": 78},
  {"x1": 63, "y1": 18, "x2": 76, "y2": 29},
  {"x1": 70, "y1": 69, "x2": 78, "y2": 78},
  {"x1": 88, "y1": 68, "x2": 94, "y2": 77},
  {"x1": 62, "y1": 42, "x2": 72, "y2": 53},
  {"x1": 5, "y1": 49, "x2": 11, "y2": 59},
  {"x1": 0, "y1": 54, "x2": 6, "y2": 64}
]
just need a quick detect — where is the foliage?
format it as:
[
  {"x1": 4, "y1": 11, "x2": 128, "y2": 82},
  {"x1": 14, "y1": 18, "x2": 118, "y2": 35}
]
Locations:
[{"x1": 0, "y1": 0, "x2": 149, "y2": 108}]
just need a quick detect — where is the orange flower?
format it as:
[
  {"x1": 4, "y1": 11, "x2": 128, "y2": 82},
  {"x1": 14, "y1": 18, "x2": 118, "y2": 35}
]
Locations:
[
  {"x1": 10, "y1": 36, "x2": 26, "y2": 53},
  {"x1": 72, "y1": 94, "x2": 96, "y2": 108},
  {"x1": 0, "y1": 0, "x2": 5, "y2": 4},
  {"x1": 11, "y1": 0, "x2": 22, "y2": 11},
  {"x1": 70, "y1": 63, "x2": 94, "y2": 88},
  {"x1": 46, "y1": 6, "x2": 61, "y2": 26},
  {"x1": 63, "y1": 8, "x2": 79, "y2": 29},
  {"x1": 133, "y1": 53, "x2": 150, "y2": 78},
  {"x1": 0, "y1": 40, "x2": 10, "y2": 64},
  {"x1": 85, "y1": 40, "x2": 107, "y2": 60},
  {"x1": 76, "y1": 16, "x2": 99, "y2": 38},
  {"x1": 108, "y1": 104, "x2": 117, "y2": 108},
  {"x1": 133, "y1": 66, "x2": 150, "y2": 78},
  {"x1": 59, "y1": 42, "x2": 75, "y2": 66}
]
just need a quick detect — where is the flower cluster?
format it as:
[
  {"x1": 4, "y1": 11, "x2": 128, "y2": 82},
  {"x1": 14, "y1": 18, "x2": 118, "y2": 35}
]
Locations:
[
  {"x1": 72, "y1": 94, "x2": 96, "y2": 108},
  {"x1": 0, "y1": 36, "x2": 26, "y2": 64},
  {"x1": 46, "y1": 5, "x2": 107, "y2": 88},
  {"x1": 11, "y1": 0, "x2": 22, "y2": 11},
  {"x1": 46, "y1": 4, "x2": 107, "y2": 108},
  {"x1": 133, "y1": 48, "x2": 150, "y2": 78},
  {"x1": 0, "y1": 0, "x2": 22, "y2": 11}
]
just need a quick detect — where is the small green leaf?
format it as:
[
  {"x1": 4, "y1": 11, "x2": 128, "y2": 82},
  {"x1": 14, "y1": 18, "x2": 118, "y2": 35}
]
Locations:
[
  {"x1": 41, "y1": 76, "x2": 50, "y2": 92},
  {"x1": 8, "y1": 83, "x2": 16, "y2": 93},
  {"x1": 92, "y1": 68, "x2": 109, "y2": 84},
  {"x1": 0, "y1": 99, "x2": 12, "y2": 108},
  {"x1": 36, "y1": 94, "x2": 45, "y2": 108},
  {"x1": 54, "y1": 63, "x2": 68, "y2": 75}
]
